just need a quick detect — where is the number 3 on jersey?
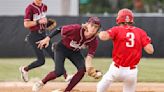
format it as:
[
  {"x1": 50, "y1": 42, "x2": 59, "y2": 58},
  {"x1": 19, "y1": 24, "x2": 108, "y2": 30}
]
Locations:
[{"x1": 126, "y1": 32, "x2": 135, "y2": 47}]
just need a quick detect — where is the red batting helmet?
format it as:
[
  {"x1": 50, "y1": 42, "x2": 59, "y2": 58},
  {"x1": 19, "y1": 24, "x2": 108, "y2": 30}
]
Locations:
[
  {"x1": 88, "y1": 16, "x2": 101, "y2": 26},
  {"x1": 116, "y1": 8, "x2": 134, "y2": 24}
]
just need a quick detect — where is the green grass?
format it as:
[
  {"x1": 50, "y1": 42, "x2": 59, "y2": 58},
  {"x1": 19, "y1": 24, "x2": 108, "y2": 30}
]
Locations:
[{"x1": 0, "y1": 58, "x2": 164, "y2": 82}]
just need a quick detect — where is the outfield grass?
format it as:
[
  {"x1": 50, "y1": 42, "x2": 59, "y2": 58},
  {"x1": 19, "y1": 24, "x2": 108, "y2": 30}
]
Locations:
[{"x1": 0, "y1": 58, "x2": 164, "y2": 82}]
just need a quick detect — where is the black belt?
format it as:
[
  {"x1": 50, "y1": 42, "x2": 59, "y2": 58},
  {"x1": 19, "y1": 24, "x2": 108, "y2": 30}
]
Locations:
[{"x1": 114, "y1": 63, "x2": 136, "y2": 70}]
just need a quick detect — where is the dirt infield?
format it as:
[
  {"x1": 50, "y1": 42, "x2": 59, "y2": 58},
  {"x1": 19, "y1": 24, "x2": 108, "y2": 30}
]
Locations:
[{"x1": 0, "y1": 82, "x2": 164, "y2": 92}]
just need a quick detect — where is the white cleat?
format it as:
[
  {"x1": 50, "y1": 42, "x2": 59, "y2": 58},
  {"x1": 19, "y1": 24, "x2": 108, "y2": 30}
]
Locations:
[
  {"x1": 19, "y1": 66, "x2": 29, "y2": 82},
  {"x1": 65, "y1": 75, "x2": 74, "y2": 83},
  {"x1": 51, "y1": 89, "x2": 63, "y2": 92},
  {"x1": 32, "y1": 81, "x2": 44, "y2": 92}
]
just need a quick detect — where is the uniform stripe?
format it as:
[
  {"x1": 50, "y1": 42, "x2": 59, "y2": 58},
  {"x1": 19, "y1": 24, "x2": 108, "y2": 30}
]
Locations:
[
  {"x1": 79, "y1": 28, "x2": 83, "y2": 43},
  {"x1": 78, "y1": 28, "x2": 96, "y2": 51},
  {"x1": 31, "y1": 3, "x2": 47, "y2": 30},
  {"x1": 41, "y1": 4, "x2": 47, "y2": 29},
  {"x1": 84, "y1": 36, "x2": 96, "y2": 44},
  {"x1": 31, "y1": 4, "x2": 42, "y2": 29}
]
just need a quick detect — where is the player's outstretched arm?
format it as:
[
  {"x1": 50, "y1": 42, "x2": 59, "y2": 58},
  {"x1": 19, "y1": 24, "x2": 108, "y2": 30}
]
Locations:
[
  {"x1": 144, "y1": 44, "x2": 154, "y2": 54},
  {"x1": 98, "y1": 31, "x2": 111, "y2": 41},
  {"x1": 35, "y1": 27, "x2": 61, "y2": 50}
]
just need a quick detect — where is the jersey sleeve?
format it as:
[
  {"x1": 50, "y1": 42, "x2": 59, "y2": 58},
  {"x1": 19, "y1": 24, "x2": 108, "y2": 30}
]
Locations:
[
  {"x1": 61, "y1": 24, "x2": 81, "y2": 36},
  {"x1": 87, "y1": 38, "x2": 98, "y2": 57},
  {"x1": 24, "y1": 5, "x2": 32, "y2": 21},
  {"x1": 106, "y1": 27, "x2": 118, "y2": 40},
  {"x1": 141, "y1": 31, "x2": 152, "y2": 47}
]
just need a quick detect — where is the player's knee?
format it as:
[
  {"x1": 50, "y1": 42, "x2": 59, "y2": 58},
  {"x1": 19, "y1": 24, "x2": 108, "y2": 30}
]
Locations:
[
  {"x1": 77, "y1": 66, "x2": 86, "y2": 71},
  {"x1": 39, "y1": 60, "x2": 45, "y2": 66},
  {"x1": 56, "y1": 71, "x2": 64, "y2": 77},
  {"x1": 37, "y1": 58, "x2": 45, "y2": 65},
  {"x1": 78, "y1": 68, "x2": 86, "y2": 74}
]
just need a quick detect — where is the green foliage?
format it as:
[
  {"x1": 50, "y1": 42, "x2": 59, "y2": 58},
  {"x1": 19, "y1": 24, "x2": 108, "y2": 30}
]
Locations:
[
  {"x1": 80, "y1": 0, "x2": 164, "y2": 14},
  {"x1": 80, "y1": 0, "x2": 90, "y2": 4}
]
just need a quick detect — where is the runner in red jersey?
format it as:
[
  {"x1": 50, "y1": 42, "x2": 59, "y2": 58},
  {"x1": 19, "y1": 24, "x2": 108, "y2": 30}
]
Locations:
[{"x1": 97, "y1": 8, "x2": 154, "y2": 92}]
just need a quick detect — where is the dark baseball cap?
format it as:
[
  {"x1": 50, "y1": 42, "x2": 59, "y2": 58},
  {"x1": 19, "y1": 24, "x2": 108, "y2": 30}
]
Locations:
[{"x1": 87, "y1": 16, "x2": 101, "y2": 26}]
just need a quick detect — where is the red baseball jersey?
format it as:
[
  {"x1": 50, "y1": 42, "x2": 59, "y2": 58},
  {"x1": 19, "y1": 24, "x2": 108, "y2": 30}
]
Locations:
[
  {"x1": 61, "y1": 24, "x2": 98, "y2": 57},
  {"x1": 24, "y1": 2, "x2": 47, "y2": 31},
  {"x1": 107, "y1": 25, "x2": 151, "y2": 67}
]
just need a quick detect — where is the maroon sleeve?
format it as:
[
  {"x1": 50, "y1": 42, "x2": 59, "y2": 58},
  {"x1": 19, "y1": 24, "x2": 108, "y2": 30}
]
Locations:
[
  {"x1": 24, "y1": 5, "x2": 32, "y2": 21},
  {"x1": 61, "y1": 24, "x2": 81, "y2": 36},
  {"x1": 87, "y1": 38, "x2": 98, "y2": 57},
  {"x1": 141, "y1": 30, "x2": 152, "y2": 47}
]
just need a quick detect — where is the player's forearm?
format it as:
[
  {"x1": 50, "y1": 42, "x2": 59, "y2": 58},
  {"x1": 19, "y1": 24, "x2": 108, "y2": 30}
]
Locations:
[
  {"x1": 24, "y1": 21, "x2": 38, "y2": 28},
  {"x1": 98, "y1": 31, "x2": 110, "y2": 41},
  {"x1": 44, "y1": 36, "x2": 51, "y2": 42},
  {"x1": 144, "y1": 44, "x2": 154, "y2": 54},
  {"x1": 48, "y1": 27, "x2": 62, "y2": 38},
  {"x1": 85, "y1": 55, "x2": 93, "y2": 68}
]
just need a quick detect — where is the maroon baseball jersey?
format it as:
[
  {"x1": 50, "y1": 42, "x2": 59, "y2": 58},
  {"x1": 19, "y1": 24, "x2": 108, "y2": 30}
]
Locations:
[
  {"x1": 24, "y1": 2, "x2": 47, "y2": 31},
  {"x1": 61, "y1": 24, "x2": 98, "y2": 57},
  {"x1": 106, "y1": 25, "x2": 151, "y2": 67}
]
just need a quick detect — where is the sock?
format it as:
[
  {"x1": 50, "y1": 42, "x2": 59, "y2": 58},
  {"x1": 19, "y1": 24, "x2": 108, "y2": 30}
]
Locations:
[
  {"x1": 64, "y1": 68, "x2": 85, "y2": 92},
  {"x1": 42, "y1": 71, "x2": 57, "y2": 84},
  {"x1": 63, "y1": 71, "x2": 67, "y2": 79},
  {"x1": 24, "y1": 67, "x2": 29, "y2": 72}
]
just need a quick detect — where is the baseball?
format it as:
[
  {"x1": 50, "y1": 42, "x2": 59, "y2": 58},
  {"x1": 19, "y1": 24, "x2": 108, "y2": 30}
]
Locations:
[{"x1": 96, "y1": 71, "x2": 102, "y2": 76}]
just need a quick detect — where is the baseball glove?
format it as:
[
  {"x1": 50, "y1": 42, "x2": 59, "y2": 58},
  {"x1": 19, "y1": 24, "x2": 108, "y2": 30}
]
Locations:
[
  {"x1": 46, "y1": 18, "x2": 57, "y2": 31},
  {"x1": 87, "y1": 67, "x2": 103, "y2": 79}
]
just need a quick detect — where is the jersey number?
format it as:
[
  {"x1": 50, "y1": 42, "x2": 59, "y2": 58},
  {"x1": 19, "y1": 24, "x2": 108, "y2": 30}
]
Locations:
[{"x1": 126, "y1": 32, "x2": 135, "y2": 47}]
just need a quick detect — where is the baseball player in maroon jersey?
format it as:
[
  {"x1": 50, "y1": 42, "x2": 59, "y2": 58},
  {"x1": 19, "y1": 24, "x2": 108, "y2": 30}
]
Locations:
[
  {"x1": 19, "y1": 0, "x2": 68, "y2": 82},
  {"x1": 97, "y1": 8, "x2": 154, "y2": 92},
  {"x1": 32, "y1": 17, "x2": 101, "y2": 92}
]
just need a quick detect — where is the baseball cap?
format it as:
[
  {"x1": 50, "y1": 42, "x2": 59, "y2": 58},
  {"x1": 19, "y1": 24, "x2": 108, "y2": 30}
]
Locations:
[{"x1": 87, "y1": 16, "x2": 101, "y2": 26}]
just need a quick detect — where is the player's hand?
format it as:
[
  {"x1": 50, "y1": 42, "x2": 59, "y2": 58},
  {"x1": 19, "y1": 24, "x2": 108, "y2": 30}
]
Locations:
[
  {"x1": 86, "y1": 67, "x2": 103, "y2": 79},
  {"x1": 36, "y1": 36, "x2": 50, "y2": 49},
  {"x1": 38, "y1": 17, "x2": 47, "y2": 24},
  {"x1": 98, "y1": 31, "x2": 110, "y2": 41}
]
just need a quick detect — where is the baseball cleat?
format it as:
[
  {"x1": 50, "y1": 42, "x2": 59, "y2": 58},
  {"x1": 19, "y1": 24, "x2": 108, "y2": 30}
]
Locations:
[
  {"x1": 19, "y1": 66, "x2": 29, "y2": 82},
  {"x1": 65, "y1": 75, "x2": 74, "y2": 83},
  {"x1": 32, "y1": 81, "x2": 44, "y2": 92}
]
